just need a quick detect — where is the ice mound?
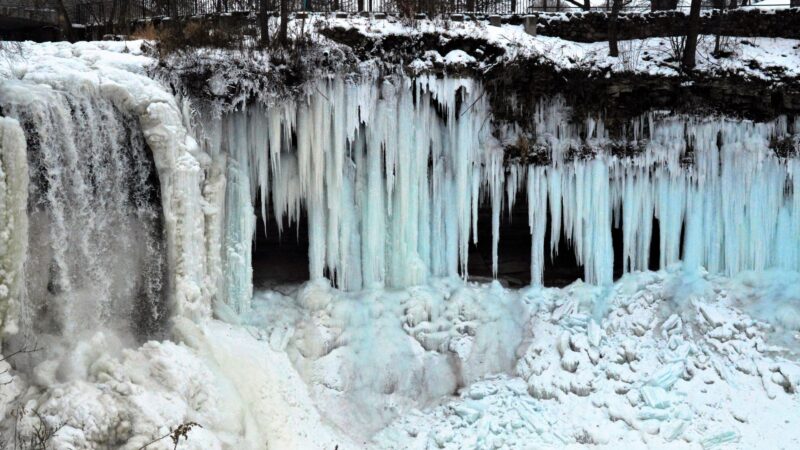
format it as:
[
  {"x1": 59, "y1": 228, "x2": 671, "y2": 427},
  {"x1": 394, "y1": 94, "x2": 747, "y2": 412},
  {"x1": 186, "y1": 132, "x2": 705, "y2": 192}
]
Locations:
[
  {"x1": 246, "y1": 278, "x2": 528, "y2": 436},
  {"x1": 2, "y1": 320, "x2": 352, "y2": 449},
  {"x1": 372, "y1": 269, "x2": 800, "y2": 449}
]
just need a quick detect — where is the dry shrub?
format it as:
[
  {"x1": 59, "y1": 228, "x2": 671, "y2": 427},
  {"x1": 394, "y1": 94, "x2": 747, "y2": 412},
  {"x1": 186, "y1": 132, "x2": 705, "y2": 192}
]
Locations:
[
  {"x1": 132, "y1": 20, "x2": 239, "y2": 56},
  {"x1": 130, "y1": 23, "x2": 160, "y2": 41}
]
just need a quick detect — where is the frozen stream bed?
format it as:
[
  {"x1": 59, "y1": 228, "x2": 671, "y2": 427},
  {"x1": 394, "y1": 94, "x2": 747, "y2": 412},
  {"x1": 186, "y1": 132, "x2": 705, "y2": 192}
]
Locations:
[
  {"x1": 244, "y1": 268, "x2": 800, "y2": 449},
  {"x1": 3, "y1": 267, "x2": 800, "y2": 449}
]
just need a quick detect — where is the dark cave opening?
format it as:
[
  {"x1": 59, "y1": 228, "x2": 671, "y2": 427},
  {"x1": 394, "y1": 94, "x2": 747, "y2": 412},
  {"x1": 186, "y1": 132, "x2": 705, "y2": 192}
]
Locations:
[
  {"x1": 252, "y1": 195, "x2": 310, "y2": 290},
  {"x1": 468, "y1": 192, "x2": 665, "y2": 287}
]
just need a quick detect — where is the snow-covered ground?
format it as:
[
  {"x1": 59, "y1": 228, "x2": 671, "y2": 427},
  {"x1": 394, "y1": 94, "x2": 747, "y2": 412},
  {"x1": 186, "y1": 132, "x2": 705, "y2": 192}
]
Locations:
[
  {"x1": 242, "y1": 268, "x2": 800, "y2": 449},
  {"x1": 745, "y1": 0, "x2": 792, "y2": 9},
  {"x1": 3, "y1": 268, "x2": 799, "y2": 448},
  {"x1": 327, "y1": 17, "x2": 800, "y2": 80}
]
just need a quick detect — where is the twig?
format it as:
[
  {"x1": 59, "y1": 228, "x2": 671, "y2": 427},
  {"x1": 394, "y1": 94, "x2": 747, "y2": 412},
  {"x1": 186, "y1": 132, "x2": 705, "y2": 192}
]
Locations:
[
  {"x1": 460, "y1": 90, "x2": 486, "y2": 118},
  {"x1": 1, "y1": 344, "x2": 43, "y2": 362},
  {"x1": 315, "y1": 85, "x2": 330, "y2": 102},
  {"x1": 138, "y1": 422, "x2": 202, "y2": 450}
]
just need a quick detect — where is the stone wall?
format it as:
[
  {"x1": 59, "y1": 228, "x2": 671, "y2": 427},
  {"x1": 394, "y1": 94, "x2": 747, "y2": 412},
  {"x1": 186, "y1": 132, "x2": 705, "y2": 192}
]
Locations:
[{"x1": 535, "y1": 8, "x2": 800, "y2": 42}]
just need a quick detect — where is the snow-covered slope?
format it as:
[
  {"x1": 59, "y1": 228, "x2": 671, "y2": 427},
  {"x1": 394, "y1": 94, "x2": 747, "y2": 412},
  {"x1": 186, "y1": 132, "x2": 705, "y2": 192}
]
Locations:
[{"x1": 327, "y1": 17, "x2": 800, "y2": 81}]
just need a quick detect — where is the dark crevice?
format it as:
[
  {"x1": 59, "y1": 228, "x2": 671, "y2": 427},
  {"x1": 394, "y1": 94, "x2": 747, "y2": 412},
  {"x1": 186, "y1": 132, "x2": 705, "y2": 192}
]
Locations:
[{"x1": 252, "y1": 194, "x2": 310, "y2": 290}]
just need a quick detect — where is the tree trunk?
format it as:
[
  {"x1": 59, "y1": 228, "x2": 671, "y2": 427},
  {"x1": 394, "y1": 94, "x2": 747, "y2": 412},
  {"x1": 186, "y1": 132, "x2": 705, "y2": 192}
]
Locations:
[
  {"x1": 108, "y1": 0, "x2": 118, "y2": 35},
  {"x1": 682, "y1": 0, "x2": 702, "y2": 70},
  {"x1": 714, "y1": 1, "x2": 725, "y2": 55},
  {"x1": 608, "y1": 0, "x2": 622, "y2": 57},
  {"x1": 260, "y1": 0, "x2": 270, "y2": 47},
  {"x1": 55, "y1": 0, "x2": 74, "y2": 41},
  {"x1": 279, "y1": 0, "x2": 289, "y2": 46}
]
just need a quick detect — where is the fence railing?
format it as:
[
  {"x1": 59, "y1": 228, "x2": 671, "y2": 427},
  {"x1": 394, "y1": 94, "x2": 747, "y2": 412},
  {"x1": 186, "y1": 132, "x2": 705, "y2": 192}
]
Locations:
[{"x1": 69, "y1": 0, "x2": 777, "y2": 25}]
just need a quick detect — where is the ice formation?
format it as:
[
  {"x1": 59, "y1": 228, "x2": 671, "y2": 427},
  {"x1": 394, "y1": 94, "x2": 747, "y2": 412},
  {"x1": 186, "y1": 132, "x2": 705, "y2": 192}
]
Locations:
[
  {"x1": 0, "y1": 117, "x2": 27, "y2": 335},
  {"x1": 204, "y1": 76, "x2": 800, "y2": 314},
  {"x1": 0, "y1": 40, "x2": 799, "y2": 450},
  {"x1": 247, "y1": 269, "x2": 800, "y2": 449}
]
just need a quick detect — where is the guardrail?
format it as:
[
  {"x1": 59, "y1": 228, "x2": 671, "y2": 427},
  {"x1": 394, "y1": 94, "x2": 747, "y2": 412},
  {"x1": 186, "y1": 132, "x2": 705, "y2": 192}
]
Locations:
[{"x1": 69, "y1": 0, "x2": 785, "y2": 25}]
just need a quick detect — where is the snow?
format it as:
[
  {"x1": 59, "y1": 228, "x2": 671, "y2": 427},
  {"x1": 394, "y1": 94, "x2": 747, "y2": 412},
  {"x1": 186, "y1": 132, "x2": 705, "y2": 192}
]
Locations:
[
  {"x1": 332, "y1": 17, "x2": 800, "y2": 81},
  {"x1": 745, "y1": 0, "x2": 792, "y2": 9},
  {"x1": 443, "y1": 49, "x2": 477, "y2": 66},
  {"x1": 238, "y1": 268, "x2": 800, "y2": 449},
  {"x1": 1, "y1": 33, "x2": 799, "y2": 450},
  {"x1": 2, "y1": 319, "x2": 352, "y2": 449}
]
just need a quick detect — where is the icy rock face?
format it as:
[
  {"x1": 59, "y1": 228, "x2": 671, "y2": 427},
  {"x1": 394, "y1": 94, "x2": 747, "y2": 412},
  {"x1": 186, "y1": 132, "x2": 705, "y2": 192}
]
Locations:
[
  {"x1": 0, "y1": 118, "x2": 28, "y2": 335},
  {"x1": 211, "y1": 75, "x2": 800, "y2": 314},
  {"x1": 205, "y1": 76, "x2": 493, "y2": 313},
  {"x1": 0, "y1": 41, "x2": 223, "y2": 331}
]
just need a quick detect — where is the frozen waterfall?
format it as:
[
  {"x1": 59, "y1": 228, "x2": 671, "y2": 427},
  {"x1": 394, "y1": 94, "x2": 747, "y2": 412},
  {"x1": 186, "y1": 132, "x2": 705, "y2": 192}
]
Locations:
[
  {"x1": 0, "y1": 82, "x2": 167, "y2": 339},
  {"x1": 201, "y1": 76, "x2": 800, "y2": 314}
]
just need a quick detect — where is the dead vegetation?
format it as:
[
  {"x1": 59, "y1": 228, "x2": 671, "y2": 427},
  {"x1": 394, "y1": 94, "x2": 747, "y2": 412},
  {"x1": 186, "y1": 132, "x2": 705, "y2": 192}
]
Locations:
[{"x1": 137, "y1": 422, "x2": 202, "y2": 450}]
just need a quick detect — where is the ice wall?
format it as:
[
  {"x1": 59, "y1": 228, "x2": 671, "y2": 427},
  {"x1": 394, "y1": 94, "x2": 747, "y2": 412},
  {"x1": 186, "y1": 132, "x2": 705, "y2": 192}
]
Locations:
[
  {"x1": 0, "y1": 118, "x2": 27, "y2": 336},
  {"x1": 209, "y1": 76, "x2": 800, "y2": 313},
  {"x1": 204, "y1": 76, "x2": 493, "y2": 312}
]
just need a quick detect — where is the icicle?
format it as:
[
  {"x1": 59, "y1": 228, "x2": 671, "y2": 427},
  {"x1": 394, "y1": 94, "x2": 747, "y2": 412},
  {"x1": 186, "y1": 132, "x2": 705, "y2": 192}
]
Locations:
[
  {"x1": 488, "y1": 149, "x2": 505, "y2": 277},
  {"x1": 216, "y1": 78, "x2": 800, "y2": 303},
  {"x1": 528, "y1": 166, "x2": 548, "y2": 285}
]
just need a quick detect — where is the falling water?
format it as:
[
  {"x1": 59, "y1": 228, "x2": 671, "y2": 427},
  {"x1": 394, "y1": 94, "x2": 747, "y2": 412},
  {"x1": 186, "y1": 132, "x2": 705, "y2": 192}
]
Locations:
[{"x1": 0, "y1": 83, "x2": 167, "y2": 339}]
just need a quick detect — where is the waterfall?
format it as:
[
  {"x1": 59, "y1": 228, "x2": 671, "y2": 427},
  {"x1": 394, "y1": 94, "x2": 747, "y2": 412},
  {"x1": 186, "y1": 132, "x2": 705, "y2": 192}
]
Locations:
[
  {"x1": 206, "y1": 76, "x2": 800, "y2": 314},
  {"x1": 0, "y1": 83, "x2": 167, "y2": 339}
]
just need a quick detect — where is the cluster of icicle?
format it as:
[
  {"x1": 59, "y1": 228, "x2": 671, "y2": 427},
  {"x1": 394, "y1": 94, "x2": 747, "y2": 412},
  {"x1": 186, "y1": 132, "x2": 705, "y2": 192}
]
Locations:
[{"x1": 202, "y1": 75, "x2": 800, "y2": 312}]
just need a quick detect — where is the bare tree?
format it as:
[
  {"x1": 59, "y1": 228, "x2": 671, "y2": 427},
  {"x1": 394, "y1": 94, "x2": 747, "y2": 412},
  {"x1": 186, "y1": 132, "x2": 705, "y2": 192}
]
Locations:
[
  {"x1": 563, "y1": 0, "x2": 592, "y2": 10},
  {"x1": 608, "y1": 0, "x2": 624, "y2": 57},
  {"x1": 260, "y1": 0, "x2": 270, "y2": 47},
  {"x1": 682, "y1": 0, "x2": 702, "y2": 70},
  {"x1": 278, "y1": 0, "x2": 289, "y2": 46}
]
